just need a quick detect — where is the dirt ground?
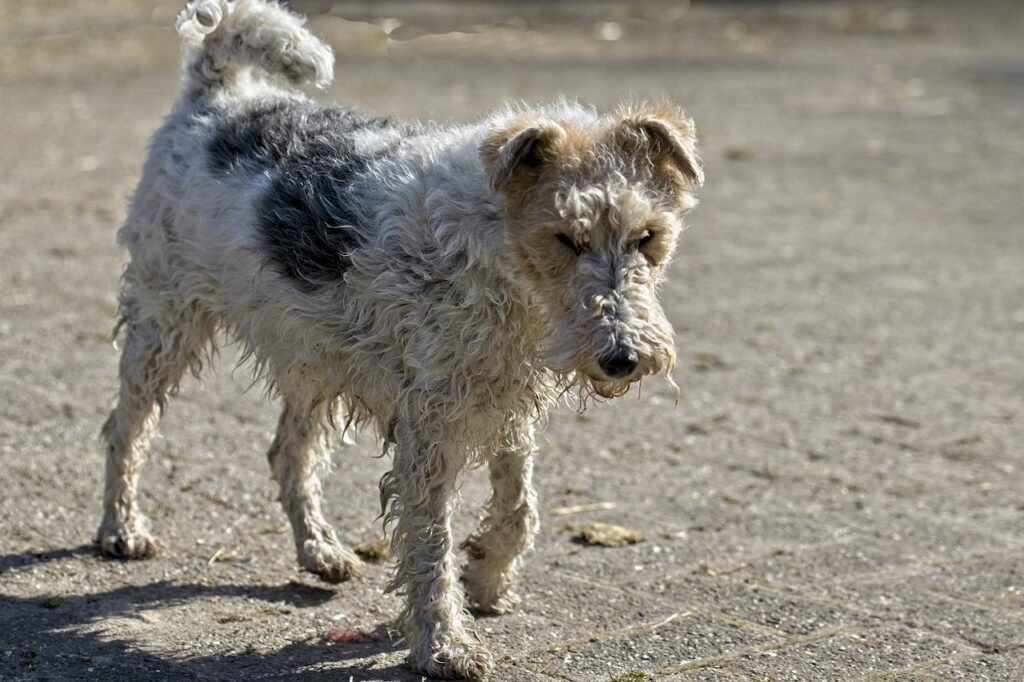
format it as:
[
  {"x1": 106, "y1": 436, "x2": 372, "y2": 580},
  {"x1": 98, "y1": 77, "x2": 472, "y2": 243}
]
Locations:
[{"x1": 1, "y1": 1, "x2": 1022, "y2": 680}]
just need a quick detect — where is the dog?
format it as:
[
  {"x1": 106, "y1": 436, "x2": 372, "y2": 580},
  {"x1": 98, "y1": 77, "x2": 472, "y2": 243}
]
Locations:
[{"x1": 97, "y1": 0, "x2": 703, "y2": 677}]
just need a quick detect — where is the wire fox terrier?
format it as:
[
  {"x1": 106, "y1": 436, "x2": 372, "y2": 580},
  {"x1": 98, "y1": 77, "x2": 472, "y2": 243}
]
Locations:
[{"x1": 97, "y1": 0, "x2": 703, "y2": 677}]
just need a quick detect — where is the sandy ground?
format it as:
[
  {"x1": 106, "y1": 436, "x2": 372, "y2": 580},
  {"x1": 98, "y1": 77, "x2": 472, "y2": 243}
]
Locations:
[{"x1": 1, "y1": 1, "x2": 1023, "y2": 680}]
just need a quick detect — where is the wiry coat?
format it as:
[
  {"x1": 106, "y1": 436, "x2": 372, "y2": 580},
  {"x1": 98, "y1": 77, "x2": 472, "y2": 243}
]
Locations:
[{"x1": 98, "y1": 1, "x2": 703, "y2": 678}]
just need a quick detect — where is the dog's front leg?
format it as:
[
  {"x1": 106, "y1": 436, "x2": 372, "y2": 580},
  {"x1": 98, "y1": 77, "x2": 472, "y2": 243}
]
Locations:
[
  {"x1": 383, "y1": 416, "x2": 493, "y2": 679},
  {"x1": 462, "y1": 419, "x2": 539, "y2": 614}
]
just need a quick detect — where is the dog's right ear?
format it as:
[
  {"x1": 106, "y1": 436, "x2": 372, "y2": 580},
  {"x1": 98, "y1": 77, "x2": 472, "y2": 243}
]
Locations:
[{"x1": 481, "y1": 119, "x2": 565, "y2": 194}]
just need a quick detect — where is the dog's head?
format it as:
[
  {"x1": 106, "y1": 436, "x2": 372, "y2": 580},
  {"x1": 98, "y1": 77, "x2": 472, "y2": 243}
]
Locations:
[{"x1": 482, "y1": 102, "x2": 703, "y2": 398}]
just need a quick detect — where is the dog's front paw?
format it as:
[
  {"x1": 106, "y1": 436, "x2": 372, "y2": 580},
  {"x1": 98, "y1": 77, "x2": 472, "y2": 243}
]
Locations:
[
  {"x1": 462, "y1": 556, "x2": 522, "y2": 615},
  {"x1": 97, "y1": 522, "x2": 160, "y2": 559},
  {"x1": 468, "y1": 586, "x2": 521, "y2": 616},
  {"x1": 410, "y1": 637, "x2": 494, "y2": 680},
  {"x1": 299, "y1": 539, "x2": 362, "y2": 583}
]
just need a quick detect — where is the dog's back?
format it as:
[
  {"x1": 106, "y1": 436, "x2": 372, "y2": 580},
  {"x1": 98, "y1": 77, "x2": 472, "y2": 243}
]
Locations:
[
  {"x1": 121, "y1": 2, "x2": 420, "y2": 368},
  {"x1": 117, "y1": 0, "x2": 528, "y2": 425}
]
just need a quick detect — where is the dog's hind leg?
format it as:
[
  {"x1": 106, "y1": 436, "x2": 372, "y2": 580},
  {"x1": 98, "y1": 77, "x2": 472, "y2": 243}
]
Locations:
[
  {"x1": 268, "y1": 393, "x2": 362, "y2": 583},
  {"x1": 98, "y1": 297, "x2": 214, "y2": 559},
  {"x1": 461, "y1": 419, "x2": 539, "y2": 614}
]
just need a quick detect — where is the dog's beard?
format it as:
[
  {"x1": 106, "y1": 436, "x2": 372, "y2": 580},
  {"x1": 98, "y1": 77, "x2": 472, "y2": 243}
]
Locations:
[{"x1": 544, "y1": 342, "x2": 678, "y2": 403}]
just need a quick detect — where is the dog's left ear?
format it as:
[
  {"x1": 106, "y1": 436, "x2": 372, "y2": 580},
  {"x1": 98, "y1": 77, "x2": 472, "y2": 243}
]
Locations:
[{"x1": 615, "y1": 106, "x2": 704, "y2": 189}]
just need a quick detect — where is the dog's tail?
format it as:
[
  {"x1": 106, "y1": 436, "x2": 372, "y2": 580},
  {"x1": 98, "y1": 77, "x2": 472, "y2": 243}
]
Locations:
[{"x1": 175, "y1": 0, "x2": 333, "y2": 99}]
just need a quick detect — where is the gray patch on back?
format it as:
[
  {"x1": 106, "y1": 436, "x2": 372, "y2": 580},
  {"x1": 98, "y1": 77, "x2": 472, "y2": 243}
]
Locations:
[{"x1": 207, "y1": 99, "x2": 418, "y2": 289}]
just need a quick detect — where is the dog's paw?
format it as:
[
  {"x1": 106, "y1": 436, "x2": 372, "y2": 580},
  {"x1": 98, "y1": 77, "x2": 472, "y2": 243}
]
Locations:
[
  {"x1": 461, "y1": 559, "x2": 522, "y2": 615},
  {"x1": 468, "y1": 586, "x2": 521, "y2": 616},
  {"x1": 410, "y1": 637, "x2": 494, "y2": 680},
  {"x1": 97, "y1": 524, "x2": 160, "y2": 559},
  {"x1": 299, "y1": 539, "x2": 362, "y2": 583}
]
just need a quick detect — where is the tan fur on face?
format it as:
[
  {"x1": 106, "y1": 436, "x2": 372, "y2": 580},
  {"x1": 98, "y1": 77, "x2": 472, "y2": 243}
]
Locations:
[
  {"x1": 481, "y1": 103, "x2": 703, "y2": 397},
  {"x1": 614, "y1": 100, "x2": 704, "y2": 206}
]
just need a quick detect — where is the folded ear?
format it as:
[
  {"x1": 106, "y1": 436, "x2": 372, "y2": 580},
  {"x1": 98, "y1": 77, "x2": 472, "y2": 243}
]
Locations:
[
  {"x1": 480, "y1": 119, "x2": 566, "y2": 193},
  {"x1": 615, "y1": 105, "x2": 704, "y2": 189}
]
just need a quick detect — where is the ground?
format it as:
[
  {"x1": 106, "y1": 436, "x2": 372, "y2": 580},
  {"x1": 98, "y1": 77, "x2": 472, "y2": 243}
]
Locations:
[{"x1": 1, "y1": 1, "x2": 1022, "y2": 680}]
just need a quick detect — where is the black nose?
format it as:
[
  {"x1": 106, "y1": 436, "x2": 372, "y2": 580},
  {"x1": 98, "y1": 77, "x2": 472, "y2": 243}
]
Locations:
[{"x1": 598, "y1": 348, "x2": 639, "y2": 379}]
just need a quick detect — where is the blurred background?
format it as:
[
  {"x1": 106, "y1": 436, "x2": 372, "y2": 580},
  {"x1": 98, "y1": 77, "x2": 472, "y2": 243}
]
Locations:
[{"x1": 1, "y1": 1, "x2": 1023, "y2": 680}]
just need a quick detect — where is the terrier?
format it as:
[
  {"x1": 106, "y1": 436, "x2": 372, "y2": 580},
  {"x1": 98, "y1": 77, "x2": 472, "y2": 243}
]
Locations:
[{"x1": 98, "y1": 0, "x2": 703, "y2": 677}]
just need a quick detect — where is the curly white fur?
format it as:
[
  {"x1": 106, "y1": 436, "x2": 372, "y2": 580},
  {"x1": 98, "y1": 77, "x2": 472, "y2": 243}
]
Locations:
[
  {"x1": 176, "y1": 0, "x2": 332, "y2": 97},
  {"x1": 97, "y1": 2, "x2": 702, "y2": 679}
]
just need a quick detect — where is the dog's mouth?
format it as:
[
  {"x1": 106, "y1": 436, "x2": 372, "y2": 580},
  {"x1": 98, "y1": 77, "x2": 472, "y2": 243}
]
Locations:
[
  {"x1": 550, "y1": 357, "x2": 676, "y2": 402},
  {"x1": 578, "y1": 341, "x2": 679, "y2": 399},
  {"x1": 586, "y1": 365, "x2": 639, "y2": 384},
  {"x1": 580, "y1": 360, "x2": 652, "y2": 398},
  {"x1": 586, "y1": 375, "x2": 634, "y2": 399},
  {"x1": 541, "y1": 329, "x2": 678, "y2": 400}
]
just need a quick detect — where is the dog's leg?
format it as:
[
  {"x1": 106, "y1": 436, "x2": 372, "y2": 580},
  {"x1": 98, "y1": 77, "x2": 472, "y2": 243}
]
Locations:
[
  {"x1": 462, "y1": 421, "x2": 539, "y2": 615},
  {"x1": 98, "y1": 312, "x2": 209, "y2": 559},
  {"x1": 268, "y1": 396, "x2": 361, "y2": 583},
  {"x1": 384, "y1": 417, "x2": 493, "y2": 679}
]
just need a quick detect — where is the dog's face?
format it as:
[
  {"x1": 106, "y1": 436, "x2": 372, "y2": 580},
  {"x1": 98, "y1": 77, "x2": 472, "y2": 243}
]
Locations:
[{"x1": 482, "y1": 103, "x2": 703, "y2": 398}]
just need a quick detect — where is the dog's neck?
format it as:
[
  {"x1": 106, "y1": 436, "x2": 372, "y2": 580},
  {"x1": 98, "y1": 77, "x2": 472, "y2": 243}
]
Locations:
[{"x1": 412, "y1": 127, "x2": 522, "y2": 286}]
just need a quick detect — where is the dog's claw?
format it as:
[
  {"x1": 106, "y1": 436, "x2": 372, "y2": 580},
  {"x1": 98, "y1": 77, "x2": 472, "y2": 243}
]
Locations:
[
  {"x1": 299, "y1": 539, "x2": 362, "y2": 583},
  {"x1": 461, "y1": 554, "x2": 523, "y2": 615},
  {"x1": 411, "y1": 638, "x2": 494, "y2": 680},
  {"x1": 471, "y1": 588, "x2": 521, "y2": 616},
  {"x1": 98, "y1": 526, "x2": 160, "y2": 559}
]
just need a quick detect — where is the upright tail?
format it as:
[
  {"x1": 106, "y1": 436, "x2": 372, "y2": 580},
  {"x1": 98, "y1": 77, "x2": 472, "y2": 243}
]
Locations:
[{"x1": 175, "y1": 0, "x2": 333, "y2": 98}]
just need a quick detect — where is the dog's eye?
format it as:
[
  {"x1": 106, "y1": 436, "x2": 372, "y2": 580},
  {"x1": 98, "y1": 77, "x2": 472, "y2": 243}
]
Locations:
[
  {"x1": 629, "y1": 230, "x2": 655, "y2": 251},
  {"x1": 555, "y1": 233, "x2": 582, "y2": 255}
]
